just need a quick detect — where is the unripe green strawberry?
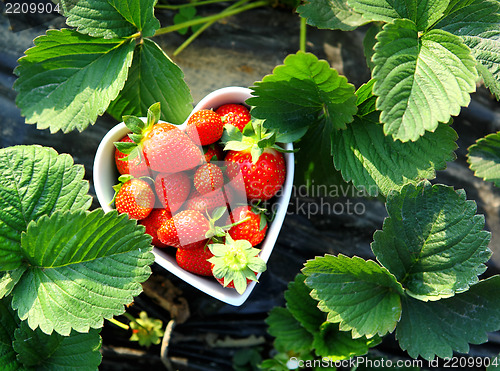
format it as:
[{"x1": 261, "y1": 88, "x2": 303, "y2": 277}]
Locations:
[
  {"x1": 154, "y1": 172, "x2": 191, "y2": 213},
  {"x1": 215, "y1": 103, "x2": 251, "y2": 131},
  {"x1": 140, "y1": 208, "x2": 172, "y2": 248},
  {"x1": 157, "y1": 210, "x2": 210, "y2": 249},
  {"x1": 186, "y1": 109, "x2": 224, "y2": 145},
  {"x1": 194, "y1": 163, "x2": 224, "y2": 195},
  {"x1": 114, "y1": 177, "x2": 155, "y2": 220},
  {"x1": 176, "y1": 244, "x2": 214, "y2": 276},
  {"x1": 226, "y1": 205, "x2": 267, "y2": 246}
]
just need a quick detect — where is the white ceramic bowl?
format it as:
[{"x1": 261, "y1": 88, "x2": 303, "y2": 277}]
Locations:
[{"x1": 94, "y1": 87, "x2": 294, "y2": 306}]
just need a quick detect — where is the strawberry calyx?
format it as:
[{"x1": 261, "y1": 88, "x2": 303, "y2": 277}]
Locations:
[
  {"x1": 113, "y1": 102, "x2": 161, "y2": 162},
  {"x1": 208, "y1": 233, "x2": 266, "y2": 294},
  {"x1": 203, "y1": 206, "x2": 251, "y2": 241},
  {"x1": 221, "y1": 119, "x2": 294, "y2": 164}
]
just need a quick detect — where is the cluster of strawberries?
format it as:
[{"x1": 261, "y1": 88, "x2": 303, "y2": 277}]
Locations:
[{"x1": 112, "y1": 101, "x2": 286, "y2": 294}]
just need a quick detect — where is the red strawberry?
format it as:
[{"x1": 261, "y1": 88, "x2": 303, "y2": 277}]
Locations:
[
  {"x1": 216, "y1": 104, "x2": 251, "y2": 131},
  {"x1": 226, "y1": 206, "x2": 268, "y2": 246},
  {"x1": 185, "y1": 189, "x2": 228, "y2": 214},
  {"x1": 116, "y1": 103, "x2": 204, "y2": 174},
  {"x1": 176, "y1": 244, "x2": 214, "y2": 276},
  {"x1": 157, "y1": 210, "x2": 210, "y2": 249},
  {"x1": 155, "y1": 172, "x2": 191, "y2": 213},
  {"x1": 114, "y1": 136, "x2": 150, "y2": 177},
  {"x1": 203, "y1": 143, "x2": 224, "y2": 162},
  {"x1": 225, "y1": 148, "x2": 285, "y2": 201},
  {"x1": 140, "y1": 208, "x2": 172, "y2": 247},
  {"x1": 208, "y1": 234, "x2": 266, "y2": 294},
  {"x1": 194, "y1": 163, "x2": 224, "y2": 195},
  {"x1": 142, "y1": 122, "x2": 204, "y2": 173},
  {"x1": 114, "y1": 177, "x2": 155, "y2": 220},
  {"x1": 186, "y1": 109, "x2": 224, "y2": 146}
]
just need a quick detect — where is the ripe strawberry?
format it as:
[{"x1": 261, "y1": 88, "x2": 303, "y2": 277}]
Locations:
[
  {"x1": 185, "y1": 189, "x2": 228, "y2": 215},
  {"x1": 208, "y1": 234, "x2": 266, "y2": 294},
  {"x1": 226, "y1": 206, "x2": 268, "y2": 246},
  {"x1": 140, "y1": 208, "x2": 172, "y2": 247},
  {"x1": 225, "y1": 148, "x2": 285, "y2": 201},
  {"x1": 194, "y1": 163, "x2": 224, "y2": 195},
  {"x1": 115, "y1": 103, "x2": 204, "y2": 174},
  {"x1": 203, "y1": 143, "x2": 224, "y2": 162},
  {"x1": 157, "y1": 210, "x2": 210, "y2": 249},
  {"x1": 186, "y1": 109, "x2": 224, "y2": 146},
  {"x1": 176, "y1": 244, "x2": 214, "y2": 276},
  {"x1": 114, "y1": 136, "x2": 150, "y2": 177},
  {"x1": 216, "y1": 104, "x2": 251, "y2": 131},
  {"x1": 114, "y1": 177, "x2": 155, "y2": 220},
  {"x1": 155, "y1": 172, "x2": 191, "y2": 213}
]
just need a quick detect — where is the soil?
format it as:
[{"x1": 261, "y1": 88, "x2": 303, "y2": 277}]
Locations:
[{"x1": 1, "y1": 3, "x2": 500, "y2": 370}]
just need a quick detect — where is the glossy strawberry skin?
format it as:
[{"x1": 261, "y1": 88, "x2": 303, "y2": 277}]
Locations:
[
  {"x1": 203, "y1": 143, "x2": 224, "y2": 163},
  {"x1": 176, "y1": 244, "x2": 214, "y2": 276},
  {"x1": 227, "y1": 206, "x2": 268, "y2": 246},
  {"x1": 154, "y1": 172, "x2": 191, "y2": 213},
  {"x1": 215, "y1": 104, "x2": 251, "y2": 131},
  {"x1": 114, "y1": 136, "x2": 150, "y2": 177},
  {"x1": 185, "y1": 189, "x2": 228, "y2": 214},
  {"x1": 225, "y1": 148, "x2": 286, "y2": 201},
  {"x1": 186, "y1": 109, "x2": 224, "y2": 146},
  {"x1": 194, "y1": 163, "x2": 224, "y2": 195},
  {"x1": 115, "y1": 179, "x2": 155, "y2": 220},
  {"x1": 157, "y1": 210, "x2": 210, "y2": 249},
  {"x1": 140, "y1": 208, "x2": 172, "y2": 247},
  {"x1": 142, "y1": 122, "x2": 203, "y2": 173}
]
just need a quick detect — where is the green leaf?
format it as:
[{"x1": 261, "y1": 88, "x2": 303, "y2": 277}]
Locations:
[
  {"x1": 285, "y1": 274, "x2": 326, "y2": 334},
  {"x1": 396, "y1": 276, "x2": 500, "y2": 360},
  {"x1": 14, "y1": 29, "x2": 135, "y2": 133},
  {"x1": 332, "y1": 116, "x2": 458, "y2": 196},
  {"x1": 372, "y1": 182, "x2": 491, "y2": 301},
  {"x1": 0, "y1": 298, "x2": 24, "y2": 371},
  {"x1": 0, "y1": 146, "x2": 91, "y2": 271},
  {"x1": 107, "y1": 39, "x2": 193, "y2": 125},
  {"x1": 13, "y1": 321, "x2": 102, "y2": 369},
  {"x1": 372, "y1": 19, "x2": 478, "y2": 142},
  {"x1": 297, "y1": 0, "x2": 366, "y2": 31},
  {"x1": 0, "y1": 269, "x2": 26, "y2": 299},
  {"x1": 363, "y1": 24, "x2": 382, "y2": 71},
  {"x1": 435, "y1": 0, "x2": 500, "y2": 99},
  {"x1": 303, "y1": 254, "x2": 404, "y2": 339},
  {"x1": 11, "y1": 209, "x2": 154, "y2": 336},
  {"x1": 248, "y1": 51, "x2": 357, "y2": 134},
  {"x1": 347, "y1": 0, "x2": 450, "y2": 31},
  {"x1": 62, "y1": 0, "x2": 160, "y2": 38},
  {"x1": 266, "y1": 307, "x2": 314, "y2": 354},
  {"x1": 468, "y1": 132, "x2": 500, "y2": 187},
  {"x1": 312, "y1": 322, "x2": 381, "y2": 361}
]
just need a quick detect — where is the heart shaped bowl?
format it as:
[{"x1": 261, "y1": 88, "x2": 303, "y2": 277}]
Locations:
[{"x1": 94, "y1": 87, "x2": 294, "y2": 306}]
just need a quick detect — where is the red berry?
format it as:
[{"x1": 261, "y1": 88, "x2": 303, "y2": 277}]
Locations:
[
  {"x1": 115, "y1": 178, "x2": 155, "y2": 220},
  {"x1": 157, "y1": 210, "x2": 210, "y2": 249},
  {"x1": 225, "y1": 148, "x2": 286, "y2": 201},
  {"x1": 155, "y1": 172, "x2": 191, "y2": 213},
  {"x1": 186, "y1": 109, "x2": 224, "y2": 146},
  {"x1": 140, "y1": 208, "x2": 172, "y2": 247},
  {"x1": 114, "y1": 136, "x2": 150, "y2": 177},
  {"x1": 176, "y1": 244, "x2": 214, "y2": 276},
  {"x1": 227, "y1": 206, "x2": 267, "y2": 246},
  {"x1": 185, "y1": 189, "x2": 228, "y2": 214},
  {"x1": 194, "y1": 163, "x2": 224, "y2": 195},
  {"x1": 142, "y1": 122, "x2": 204, "y2": 173},
  {"x1": 215, "y1": 104, "x2": 251, "y2": 131}
]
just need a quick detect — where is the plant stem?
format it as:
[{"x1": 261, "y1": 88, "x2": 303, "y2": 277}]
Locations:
[
  {"x1": 156, "y1": 0, "x2": 237, "y2": 10},
  {"x1": 300, "y1": 16, "x2": 307, "y2": 52},
  {"x1": 108, "y1": 317, "x2": 130, "y2": 330},
  {"x1": 173, "y1": 0, "x2": 251, "y2": 56},
  {"x1": 153, "y1": 0, "x2": 269, "y2": 37}
]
